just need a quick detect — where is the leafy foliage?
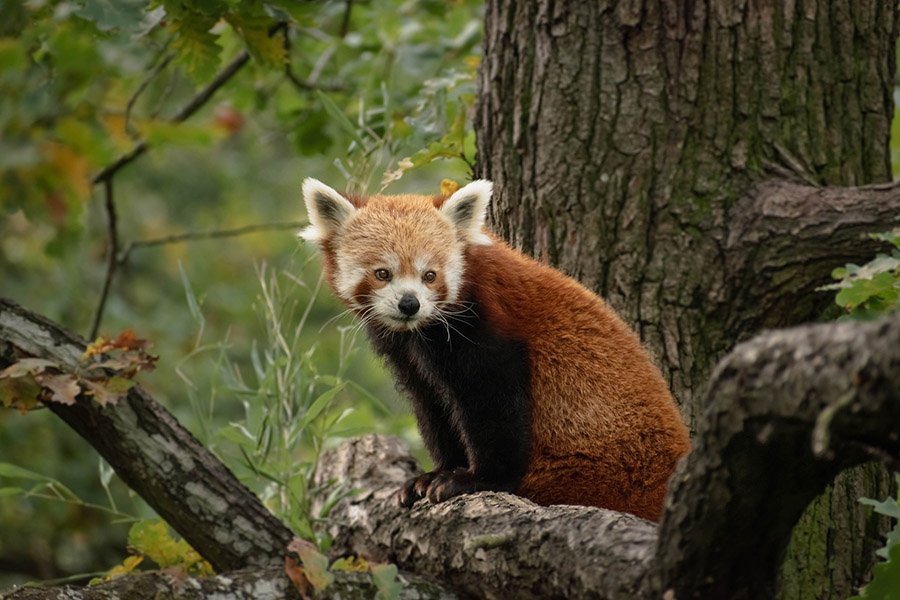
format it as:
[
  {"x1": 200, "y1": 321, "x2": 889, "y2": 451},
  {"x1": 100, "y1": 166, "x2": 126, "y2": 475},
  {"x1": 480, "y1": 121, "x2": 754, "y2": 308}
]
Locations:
[
  {"x1": 821, "y1": 231, "x2": 900, "y2": 318},
  {"x1": 0, "y1": 330, "x2": 155, "y2": 413},
  {"x1": 285, "y1": 538, "x2": 401, "y2": 600},
  {"x1": 852, "y1": 475, "x2": 900, "y2": 600},
  {"x1": 94, "y1": 520, "x2": 212, "y2": 583}
]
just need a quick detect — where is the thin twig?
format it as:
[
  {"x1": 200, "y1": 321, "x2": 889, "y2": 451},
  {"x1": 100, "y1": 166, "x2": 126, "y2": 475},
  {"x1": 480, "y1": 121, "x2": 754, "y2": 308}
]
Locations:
[
  {"x1": 339, "y1": 0, "x2": 354, "y2": 37},
  {"x1": 90, "y1": 180, "x2": 119, "y2": 340},
  {"x1": 93, "y1": 50, "x2": 251, "y2": 184},
  {"x1": 117, "y1": 221, "x2": 308, "y2": 265},
  {"x1": 125, "y1": 48, "x2": 175, "y2": 139},
  {"x1": 282, "y1": 24, "x2": 344, "y2": 92}
]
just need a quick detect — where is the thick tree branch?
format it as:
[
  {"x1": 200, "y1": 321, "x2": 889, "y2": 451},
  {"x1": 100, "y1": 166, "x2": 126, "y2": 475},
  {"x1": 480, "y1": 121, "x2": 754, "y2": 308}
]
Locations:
[
  {"x1": 725, "y1": 179, "x2": 900, "y2": 336},
  {"x1": 655, "y1": 313, "x2": 900, "y2": 599},
  {"x1": 0, "y1": 298, "x2": 295, "y2": 572},
  {"x1": 0, "y1": 567, "x2": 453, "y2": 600},
  {"x1": 313, "y1": 436, "x2": 657, "y2": 600}
]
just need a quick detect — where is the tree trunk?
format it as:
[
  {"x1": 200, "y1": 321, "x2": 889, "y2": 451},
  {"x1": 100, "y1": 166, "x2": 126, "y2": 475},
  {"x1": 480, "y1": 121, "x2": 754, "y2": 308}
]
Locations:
[{"x1": 475, "y1": 1, "x2": 899, "y2": 596}]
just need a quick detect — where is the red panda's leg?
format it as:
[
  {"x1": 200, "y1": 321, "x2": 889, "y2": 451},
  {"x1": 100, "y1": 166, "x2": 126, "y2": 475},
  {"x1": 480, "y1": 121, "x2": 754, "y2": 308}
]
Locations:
[
  {"x1": 425, "y1": 337, "x2": 531, "y2": 504},
  {"x1": 394, "y1": 369, "x2": 469, "y2": 507}
]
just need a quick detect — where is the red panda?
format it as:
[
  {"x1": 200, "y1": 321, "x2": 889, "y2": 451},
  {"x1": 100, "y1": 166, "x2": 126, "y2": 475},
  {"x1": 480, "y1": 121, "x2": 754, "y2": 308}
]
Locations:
[{"x1": 301, "y1": 178, "x2": 691, "y2": 521}]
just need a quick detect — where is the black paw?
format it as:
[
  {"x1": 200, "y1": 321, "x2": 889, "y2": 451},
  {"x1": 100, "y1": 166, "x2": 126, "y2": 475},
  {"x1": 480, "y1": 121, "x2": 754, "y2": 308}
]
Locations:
[
  {"x1": 397, "y1": 470, "x2": 445, "y2": 508},
  {"x1": 425, "y1": 468, "x2": 478, "y2": 504}
]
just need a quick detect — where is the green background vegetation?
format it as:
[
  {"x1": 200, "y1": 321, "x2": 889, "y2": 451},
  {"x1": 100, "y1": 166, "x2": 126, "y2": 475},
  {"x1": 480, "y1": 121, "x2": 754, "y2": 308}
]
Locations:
[{"x1": 1, "y1": 0, "x2": 478, "y2": 586}]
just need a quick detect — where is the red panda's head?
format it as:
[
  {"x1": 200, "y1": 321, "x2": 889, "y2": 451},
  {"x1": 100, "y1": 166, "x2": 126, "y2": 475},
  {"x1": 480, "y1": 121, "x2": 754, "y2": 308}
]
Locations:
[{"x1": 300, "y1": 178, "x2": 492, "y2": 331}]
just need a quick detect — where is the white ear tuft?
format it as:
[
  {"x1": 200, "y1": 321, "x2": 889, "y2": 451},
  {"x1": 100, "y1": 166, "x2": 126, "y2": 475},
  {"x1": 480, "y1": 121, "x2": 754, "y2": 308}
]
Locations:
[
  {"x1": 440, "y1": 179, "x2": 493, "y2": 246},
  {"x1": 300, "y1": 178, "x2": 356, "y2": 242}
]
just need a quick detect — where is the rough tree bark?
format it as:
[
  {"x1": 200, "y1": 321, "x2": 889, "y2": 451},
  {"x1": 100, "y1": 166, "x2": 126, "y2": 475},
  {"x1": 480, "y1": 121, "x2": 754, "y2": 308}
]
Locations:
[
  {"x1": 475, "y1": 1, "x2": 900, "y2": 595},
  {"x1": 1, "y1": 567, "x2": 453, "y2": 600}
]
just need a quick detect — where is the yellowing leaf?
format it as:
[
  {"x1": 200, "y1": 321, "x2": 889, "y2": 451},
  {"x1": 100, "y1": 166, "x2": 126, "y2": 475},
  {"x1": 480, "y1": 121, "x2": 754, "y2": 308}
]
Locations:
[
  {"x1": 169, "y1": 18, "x2": 221, "y2": 82},
  {"x1": 226, "y1": 13, "x2": 285, "y2": 69},
  {"x1": 440, "y1": 179, "x2": 460, "y2": 196},
  {"x1": 127, "y1": 521, "x2": 212, "y2": 575},
  {"x1": 83, "y1": 336, "x2": 112, "y2": 360},
  {"x1": 0, "y1": 374, "x2": 41, "y2": 414},
  {"x1": 298, "y1": 545, "x2": 333, "y2": 590},
  {"x1": 107, "y1": 555, "x2": 144, "y2": 579},
  {"x1": 101, "y1": 114, "x2": 134, "y2": 152},
  {"x1": 287, "y1": 538, "x2": 333, "y2": 592},
  {"x1": 331, "y1": 555, "x2": 370, "y2": 572},
  {"x1": 45, "y1": 141, "x2": 92, "y2": 202}
]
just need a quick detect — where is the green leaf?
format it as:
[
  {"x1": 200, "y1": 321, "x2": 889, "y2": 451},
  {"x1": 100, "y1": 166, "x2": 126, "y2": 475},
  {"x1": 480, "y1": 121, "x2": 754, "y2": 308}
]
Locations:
[
  {"x1": 371, "y1": 563, "x2": 401, "y2": 600},
  {"x1": 169, "y1": 17, "x2": 222, "y2": 82},
  {"x1": 74, "y1": 0, "x2": 149, "y2": 34},
  {"x1": 316, "y1": 90, "x2": 366, "y2": 150},
  {"x1": 0, "y1": 462, "x2": 53, "y2": 482},
  {"x1": 0, "y1": 486, "x2": 25, "y2": 496},
  {"x1": 0, "y1": 374, "x2": 42, "y2": 413},
  {"x1": 861, "y1": 497, "x2": 900, "y2": 520},
  {"x1": 852, "y1": 542, "x2": 900, "y2": 599},
  {"x1": 226, "y1": 12, "x2": 285, "y2": 69},
  {"x1": 139, "y1": 120, "x2": 219, "y2": 147},
  {"x1": 297, "y1": 383, "x2": 346, "y2": 430}
]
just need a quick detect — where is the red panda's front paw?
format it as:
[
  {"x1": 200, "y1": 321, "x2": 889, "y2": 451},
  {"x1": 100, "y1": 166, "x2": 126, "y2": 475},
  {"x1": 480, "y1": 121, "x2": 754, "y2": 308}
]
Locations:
[
  {"x1": 425, "y1": 468, "x2": 478, "y2": 503},
  {"x1": 397, "y1": 470, "x2": 445, "y2": 508}
]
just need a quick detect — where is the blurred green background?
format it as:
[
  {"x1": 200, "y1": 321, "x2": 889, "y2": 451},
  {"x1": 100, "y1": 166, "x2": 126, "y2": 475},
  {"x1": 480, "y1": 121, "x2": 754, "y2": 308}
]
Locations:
[{"x1": 0, "y1": 0, "x2": 480, "y2": 587}]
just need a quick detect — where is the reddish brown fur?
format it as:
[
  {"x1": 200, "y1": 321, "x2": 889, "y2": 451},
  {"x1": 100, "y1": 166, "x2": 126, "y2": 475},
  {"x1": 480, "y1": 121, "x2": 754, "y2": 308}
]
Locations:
[
  {"x1": 455, "y1": 237, "x2": 690, "y2": 520},
  {"x1": 318, "y1": 192, "x2": 691, "y2": 521}
]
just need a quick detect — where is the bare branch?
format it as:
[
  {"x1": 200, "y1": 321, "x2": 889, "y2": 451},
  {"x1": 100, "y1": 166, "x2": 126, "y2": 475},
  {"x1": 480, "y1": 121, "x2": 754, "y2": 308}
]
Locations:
[
  {"x1": 117, "y1": 221, "x2": 307, "y2": 265},
  {"x1": 281, "y1": 26, "x2": 344, "y2": 93},
  {"x1": 89, "y1": 179, "x2": 119, "y2": 340},
  {"x1": 339, "y1": 0, "x2": 354, "y2": 37},
  {"x1": 124, "y1": 48, "x2": 175, "y2": 139}
]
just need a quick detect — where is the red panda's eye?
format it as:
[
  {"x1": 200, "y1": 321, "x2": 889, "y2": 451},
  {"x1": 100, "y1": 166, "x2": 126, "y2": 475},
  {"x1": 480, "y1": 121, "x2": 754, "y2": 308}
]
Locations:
[
  {"x1": 423, "y1": 271, "x2": 437, "y2": 284},
  {"x1": 374, "y1": 268, "x2": 392, "y2": 281}
]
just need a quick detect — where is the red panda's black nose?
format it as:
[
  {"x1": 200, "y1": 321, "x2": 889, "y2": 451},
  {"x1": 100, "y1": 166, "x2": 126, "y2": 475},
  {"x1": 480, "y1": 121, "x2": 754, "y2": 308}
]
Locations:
[{"x1": 398, "y1": 293, "x2": 420, "y2": 317}]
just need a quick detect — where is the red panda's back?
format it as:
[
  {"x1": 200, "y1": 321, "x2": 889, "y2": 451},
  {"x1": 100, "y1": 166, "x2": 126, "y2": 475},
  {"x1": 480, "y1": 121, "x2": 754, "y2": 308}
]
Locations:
[{"x1": 465, "y1": 238, "x2": 691, "y2": 519}]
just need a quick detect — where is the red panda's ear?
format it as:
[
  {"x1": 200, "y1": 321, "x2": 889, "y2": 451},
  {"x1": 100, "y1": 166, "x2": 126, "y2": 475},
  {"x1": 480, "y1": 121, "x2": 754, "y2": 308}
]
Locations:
[
  {"x1": 441, "y1": 180, "x2": 492, "y2": 246},
  {"x1": 300, "y1": 178, "x2": 356, "y2": 242}
]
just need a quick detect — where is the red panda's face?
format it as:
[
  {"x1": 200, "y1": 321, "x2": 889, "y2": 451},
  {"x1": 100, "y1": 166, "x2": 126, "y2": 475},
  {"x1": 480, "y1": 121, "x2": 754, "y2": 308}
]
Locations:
[{"x1": 300, "y1": 179, "x2": 493, "y2": 332}]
